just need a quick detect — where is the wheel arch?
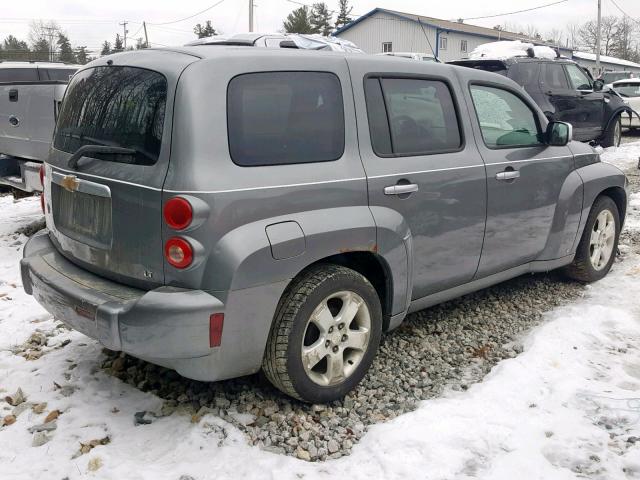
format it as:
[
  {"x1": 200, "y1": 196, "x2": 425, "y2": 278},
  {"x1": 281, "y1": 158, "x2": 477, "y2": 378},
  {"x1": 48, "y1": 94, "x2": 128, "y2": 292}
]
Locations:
[{"x1": 599, "y1": 185, "x2": 627, "y2": 224}]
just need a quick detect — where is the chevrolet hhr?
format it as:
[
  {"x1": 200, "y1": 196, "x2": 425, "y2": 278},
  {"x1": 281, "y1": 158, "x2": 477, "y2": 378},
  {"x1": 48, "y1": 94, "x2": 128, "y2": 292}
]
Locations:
[{"x1": 21, "y1": 47, "x2": 627, "y2": 402}]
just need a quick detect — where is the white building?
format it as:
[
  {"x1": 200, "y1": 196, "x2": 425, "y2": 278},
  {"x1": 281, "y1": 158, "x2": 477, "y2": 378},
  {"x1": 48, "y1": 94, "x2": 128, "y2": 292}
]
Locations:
[
  {"x1": 571, "y1": 51, "x2": 640, "y2": 76},
  {"x1": 333, "y1": 8, "x2": 572, "y2": 63}
]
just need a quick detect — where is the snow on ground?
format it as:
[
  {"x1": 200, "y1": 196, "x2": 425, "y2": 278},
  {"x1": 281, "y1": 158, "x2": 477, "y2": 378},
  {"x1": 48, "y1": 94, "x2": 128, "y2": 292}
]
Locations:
[{"x1": 2, "y1": 145, "x2": 640, "y2": 479}]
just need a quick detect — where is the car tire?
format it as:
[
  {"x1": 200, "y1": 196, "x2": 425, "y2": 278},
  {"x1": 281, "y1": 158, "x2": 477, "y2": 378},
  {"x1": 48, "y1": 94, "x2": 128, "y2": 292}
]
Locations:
[
  {"x1": 601, "y1": 114, "x2": 622, "y2": 148},
  {"x1": 563, "y1": 195, "x2": 620, "y2": 282},
  {"x1": 263, "y1": 264, "x2": 382, "y2": 403}
]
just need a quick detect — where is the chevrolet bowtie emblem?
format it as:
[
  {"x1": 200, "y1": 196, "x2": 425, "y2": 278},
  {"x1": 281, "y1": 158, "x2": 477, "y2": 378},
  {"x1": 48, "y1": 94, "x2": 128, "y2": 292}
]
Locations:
[{"x1": 61, "y1": 175, "x2": 80, "y2": 192}]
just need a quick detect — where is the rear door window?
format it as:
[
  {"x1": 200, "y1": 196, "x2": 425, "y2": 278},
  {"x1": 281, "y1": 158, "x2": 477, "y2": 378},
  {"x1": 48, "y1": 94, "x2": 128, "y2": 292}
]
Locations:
[
  {"x1": 53, "y1": 66, "x2": 167, "y2": 165},
  {"x1": 364, "y1": 77, "x2": 461, "y2": 156},
  {"x1": 470, "y1": 85, "x2": 542, "y2": 148},
  {"x1": 542, "y1": 63, "x2": 570, "y2": 89},
  {"x1": 227, "y1": 71, "x2": 345, "y2": 166},
  {"x1": 0, "y1": 68, "x2": 39, "y2": 83}
]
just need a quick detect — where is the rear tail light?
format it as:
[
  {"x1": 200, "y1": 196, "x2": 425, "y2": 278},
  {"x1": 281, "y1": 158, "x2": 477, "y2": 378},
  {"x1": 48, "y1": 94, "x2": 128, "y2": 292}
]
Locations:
[
  {"x1": 39, "y1": 165, "x2": 45, "y2": 214},
  {"x1": 209, "y1": 313, "x2": 224, "y2": 347},
  {"x1": 164, "y1": 237, "x2": 193, "y2": 269},
  {"x1": 163, "y1": 197, "x2": 193, "y2": 230}
]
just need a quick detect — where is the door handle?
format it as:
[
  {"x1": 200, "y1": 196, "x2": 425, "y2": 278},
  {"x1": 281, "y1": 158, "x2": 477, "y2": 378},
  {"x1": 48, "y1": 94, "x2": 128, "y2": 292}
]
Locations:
[
  {"x1": 8, "y1": 89, "x2": 18, "y2": 102},
  {"x1": 384, "y1": 183, "x2": 419, "y2": 195},
  {"x1": 495, "y1": 170, "x2": 520, "y2": 181}
]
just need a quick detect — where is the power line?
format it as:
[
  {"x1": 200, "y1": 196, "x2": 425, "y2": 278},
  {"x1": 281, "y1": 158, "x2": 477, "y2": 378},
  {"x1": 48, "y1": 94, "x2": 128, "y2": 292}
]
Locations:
[
  {"x1": 609, "y1": 0, "x2": 640, "y2": 25},
  {"x1": 148, "y1": 0, "x2": 228, "y2": 26},
  {"x1": 459, "y1": 0, "x2": 569, "y2": 22}
]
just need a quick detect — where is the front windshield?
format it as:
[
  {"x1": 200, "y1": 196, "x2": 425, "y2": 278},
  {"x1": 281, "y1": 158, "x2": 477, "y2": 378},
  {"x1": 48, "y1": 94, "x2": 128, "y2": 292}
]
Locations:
[
  {"x1": 603, "y1": 72, "x2": 631, "y2": 84},
  {"x1": 613, "y1": 82, "x2": 640, "y2": 97}
]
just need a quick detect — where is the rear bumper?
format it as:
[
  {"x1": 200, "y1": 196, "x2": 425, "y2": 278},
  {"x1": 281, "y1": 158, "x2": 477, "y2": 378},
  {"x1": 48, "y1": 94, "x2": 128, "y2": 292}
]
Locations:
[
  {"x1": 0, "y1": 157, "x2": 42, "y2": 192},
  {"x1": 21, "y1": 231, "x2": 223, "y2": 362}
]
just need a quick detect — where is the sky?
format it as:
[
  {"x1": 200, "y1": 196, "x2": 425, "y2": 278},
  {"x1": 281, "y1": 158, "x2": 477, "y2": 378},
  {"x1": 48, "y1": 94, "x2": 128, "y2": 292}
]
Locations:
[{"x1": 1, "y1": 0, "x2": 638, "y2": 55}]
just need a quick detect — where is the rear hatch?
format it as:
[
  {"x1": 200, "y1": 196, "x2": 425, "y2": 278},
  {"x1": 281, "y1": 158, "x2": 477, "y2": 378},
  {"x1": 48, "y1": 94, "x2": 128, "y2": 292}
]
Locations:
[{"x1": 44, "y1": 51, "x2": 198, "y2": 289}]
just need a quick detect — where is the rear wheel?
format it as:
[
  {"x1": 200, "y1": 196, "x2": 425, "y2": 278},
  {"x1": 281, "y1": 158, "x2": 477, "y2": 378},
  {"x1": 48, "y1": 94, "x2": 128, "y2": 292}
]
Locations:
[
  {"x1": 263, "y1": 264, "x2": 382, "y2": 403},
  {"x1": 564, "y1": 196, "x2": 620, "y2": 282},
  {"x1": 601, "y1": 114, "x2": 622, "y2": 148}
]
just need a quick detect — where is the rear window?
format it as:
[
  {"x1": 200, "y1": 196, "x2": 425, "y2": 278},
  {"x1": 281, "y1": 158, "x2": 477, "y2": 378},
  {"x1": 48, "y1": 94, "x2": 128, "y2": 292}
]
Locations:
[
  {"x1": 39, "y1": 68, "x2": 77, "y2": 82},
  {"x1": 227, "y1": 71, "x2": 345, "y2": 166},
  {"x1": 53, "y1": 66, "x2": 167, "y2": 165},
  {"x1": 0, "y1": 68, "x2": 39, "y2": 83},
  {"x1": 603, "y1": 72, "x2": 631, "y2": 84}
]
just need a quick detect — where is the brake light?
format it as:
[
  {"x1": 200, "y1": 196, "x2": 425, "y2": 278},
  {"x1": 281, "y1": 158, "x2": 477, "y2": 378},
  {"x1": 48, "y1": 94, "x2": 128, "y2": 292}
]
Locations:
[
  {"x1": 163, "y1": 197, "x2": 193, "y2": 230},
  {"x1": 164, "y1": 237, "x2": 193, "y2": 269}
]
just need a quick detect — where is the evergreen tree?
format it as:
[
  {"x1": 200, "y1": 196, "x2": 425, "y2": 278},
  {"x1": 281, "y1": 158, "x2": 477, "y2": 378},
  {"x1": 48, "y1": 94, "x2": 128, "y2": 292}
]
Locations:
[
  {"x1": 100, "y1": 41, "x2": 111, "y2": 56},
  {"x1": 334, "y1": 0, "x2": 353, "y2": 30},
  {"x1": 194, "y1": 20, "x2": 217, "y2": 39},
  {"x1": 56, "y1": 33, "x2": 75, "y2": 63},
  {"x1": 1, "y1": 35, "x2": 30, "y2": 61},
  {"x1": 75, "y1": 46, "x2": 89, "y2": 64},
  {"x1": 310, "y1": 3, "x2": 332, "y2": 36},
  {"x1": 283, "y1": 6, "x2": 314, "y2": 34},
  {"x1": 32, "y1": 39, "x2": 49, "y2": 61},
  {"x1": 113, "y1": 34, "x2": 123, "y2": 52}
]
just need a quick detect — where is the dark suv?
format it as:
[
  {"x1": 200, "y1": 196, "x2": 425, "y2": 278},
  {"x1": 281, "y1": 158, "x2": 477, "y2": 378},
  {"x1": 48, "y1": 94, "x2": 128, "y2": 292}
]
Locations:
[{"x1": 450, "y1": 56, "x2": 632, "y2": 147}]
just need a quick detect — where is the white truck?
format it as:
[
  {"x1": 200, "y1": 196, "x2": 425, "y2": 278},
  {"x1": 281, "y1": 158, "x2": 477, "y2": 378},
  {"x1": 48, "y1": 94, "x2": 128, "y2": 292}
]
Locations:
[{"x1": 0, "y1": 62, "x2": 79, "y2": 194}]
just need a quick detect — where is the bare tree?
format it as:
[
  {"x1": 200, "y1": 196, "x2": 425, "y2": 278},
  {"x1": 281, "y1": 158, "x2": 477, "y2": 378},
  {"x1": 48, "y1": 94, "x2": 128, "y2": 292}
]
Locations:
[
  {"x1": 28, "y1": 20, "x2": 61, "y2": 61},
  {"x1": 546, "y1": 28, "x2": 563, "y2": 46},
  {"x1": 565, "y1": 22, "x2": 580, "y2": 49},
  {"x1": 610, "y1": 16, "x2": 638, "y2": 60},
  {"x1": 579, "y1": 16, "x2": 619, "y2": 55}
]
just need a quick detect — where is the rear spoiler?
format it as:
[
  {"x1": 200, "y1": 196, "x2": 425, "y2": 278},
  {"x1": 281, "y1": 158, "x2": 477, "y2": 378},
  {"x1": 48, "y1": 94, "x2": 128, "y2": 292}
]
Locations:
[{"x1": 448, "y1": 60, "x2": 508, "y2": 73}]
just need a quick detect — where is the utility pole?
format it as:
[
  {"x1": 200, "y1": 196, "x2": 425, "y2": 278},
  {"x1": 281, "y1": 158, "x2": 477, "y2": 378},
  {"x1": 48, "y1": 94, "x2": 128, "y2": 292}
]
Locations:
[
  {"x1": 120, "y1": 21, "x2": 129, "y2": 49},
  {"x1": 249, "y1": 0, "x2": 254, "y2": 32},
  {"x1": 143, "y1": 21, "x2": 149, "y2": 48},
  {"x1": 596, "y1": 0, "x2": 602, "y2": 75}
]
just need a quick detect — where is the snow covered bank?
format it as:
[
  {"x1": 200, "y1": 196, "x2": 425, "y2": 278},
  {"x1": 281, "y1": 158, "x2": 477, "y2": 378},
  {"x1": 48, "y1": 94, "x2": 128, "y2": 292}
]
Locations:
[{"x1": 1, "y1": 144, "x2": 639, "y2": 479}]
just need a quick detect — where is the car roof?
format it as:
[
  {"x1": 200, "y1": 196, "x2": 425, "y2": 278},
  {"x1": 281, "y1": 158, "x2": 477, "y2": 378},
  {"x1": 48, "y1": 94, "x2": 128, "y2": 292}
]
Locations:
[{"x1": 612, "y1": 78, "x2": 640, "y2": 84}]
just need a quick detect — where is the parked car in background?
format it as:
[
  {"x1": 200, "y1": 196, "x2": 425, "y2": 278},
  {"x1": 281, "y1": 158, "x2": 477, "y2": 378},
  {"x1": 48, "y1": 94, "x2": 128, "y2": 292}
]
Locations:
[
  {"x1": 601, "y1": 70, "x2": 634, "y2": 90},
  {"x1": 611, "y1": 78, "x2": 640, "y2": 130},
  {"x1": 22, "y1": 47, "x2": 627, "y2": 403},
  {"x1": 0, "y1": 61, "x2": 79, "y2": 194},
  {"x1": 451, "y1": 51, "x2": 632, "y2": 147},
  {"x1": 379, "y1": 52, "x2": 438, "y2": 62}
]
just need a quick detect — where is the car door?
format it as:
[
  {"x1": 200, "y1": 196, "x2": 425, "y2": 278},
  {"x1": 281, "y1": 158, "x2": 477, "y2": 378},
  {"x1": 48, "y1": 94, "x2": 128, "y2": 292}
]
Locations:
[
  {"x1": 564, "y1": 63, "x2": 605, "y2": 140},
  {"x1": 349, "y1": 59, "x2": 487, "y2": 301},
  {"x1": 467, "y1": 83, "x2": 575, "y2": 278},
  {"x1": 539, "y1": 62, "x2": 586, "y2": 131}
]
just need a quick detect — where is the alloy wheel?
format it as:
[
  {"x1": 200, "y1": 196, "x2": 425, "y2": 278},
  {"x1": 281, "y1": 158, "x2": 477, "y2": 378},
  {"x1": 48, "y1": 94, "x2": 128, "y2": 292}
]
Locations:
[
  {"x1": 301, "y1": 291, "x2": 371, "y2": 386},
  {"x1": 589, "y1": 209, "x2": 616, "y2": 271}
]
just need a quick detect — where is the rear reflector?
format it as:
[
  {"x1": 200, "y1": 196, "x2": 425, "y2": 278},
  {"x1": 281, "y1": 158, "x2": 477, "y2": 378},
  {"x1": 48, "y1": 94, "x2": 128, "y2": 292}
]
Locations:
[
  {"x1": 164, "y1": 237, "x2": 193, "y2": 269},
  {"x1": 209, "y1": 313, "x2": 224, "y2": 347},
  {"x1": 164, "y1": 197, "x2": 193, "y2": 230},
  {"x1": 40, "y1": 193, "x2": 45, "y2": 214}
]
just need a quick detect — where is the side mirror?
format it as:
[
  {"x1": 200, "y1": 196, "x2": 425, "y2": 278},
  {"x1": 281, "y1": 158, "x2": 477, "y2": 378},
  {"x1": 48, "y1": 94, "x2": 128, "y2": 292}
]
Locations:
[
  {"x1": 546, "y1": 121, "x2": 573, "y2": 146},
  {"x1": 593, "y1": 79, "x2": 604, "y2": 92}
]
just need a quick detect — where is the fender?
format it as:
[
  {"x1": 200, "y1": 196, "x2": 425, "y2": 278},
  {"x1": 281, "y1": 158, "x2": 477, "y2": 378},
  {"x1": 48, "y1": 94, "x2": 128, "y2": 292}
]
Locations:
[
  {"x1": 573, "y1": 161, "x2": 627, "y2": 252},
  {"x1": 603, "y1": 105, "x2": 634, "y2": 132}
]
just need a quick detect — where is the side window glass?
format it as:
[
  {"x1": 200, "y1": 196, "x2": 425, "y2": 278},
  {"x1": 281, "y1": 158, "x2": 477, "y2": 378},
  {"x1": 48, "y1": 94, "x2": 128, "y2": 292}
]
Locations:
[
  {"x1": 364, "y1": 78, "x2": 392, "y2": 155},
  {"x1": 565, "y1": 64, "x2": 592, "y2": 90},
  {"x1": 542, "y1": 63, "x2": 569, "y2": 89},
  {"x1": 366, "y1": 78, "x2": 461, "y2": 156},
  {"x1": 470, "y1": 85, "x2": 542, "y2": 148},
  {"x1": 227, "y1": 71, "x2": 345, "y2": 166}
]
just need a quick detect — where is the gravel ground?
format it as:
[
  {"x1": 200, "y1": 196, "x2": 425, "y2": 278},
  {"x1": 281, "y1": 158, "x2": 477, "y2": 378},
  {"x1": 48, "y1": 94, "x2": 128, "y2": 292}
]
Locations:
[{"x1": 97, "y1": 175, "x2": 640, "y2": 462}]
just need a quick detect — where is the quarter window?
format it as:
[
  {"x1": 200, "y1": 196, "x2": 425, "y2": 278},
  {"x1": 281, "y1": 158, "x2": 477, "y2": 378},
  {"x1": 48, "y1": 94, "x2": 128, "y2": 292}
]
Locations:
[
  {"x1": 365, "y1": 77, "x2": 462, "y2": 156},
  {"x1": 227, "y1": 72, "x2": 345, "y2": 166},
  {"x1": 470, "y1": 85, "x2": 542, "y2": 148},
  {"x1": 382, "y1": 42, "x2": 392, "y2": 53},
  {"x1": 565, "y1": 64, "x2": 592, "y2": 90},
  {"x1": 542, "y1": 63, "x2": 569, "y2": 89}
]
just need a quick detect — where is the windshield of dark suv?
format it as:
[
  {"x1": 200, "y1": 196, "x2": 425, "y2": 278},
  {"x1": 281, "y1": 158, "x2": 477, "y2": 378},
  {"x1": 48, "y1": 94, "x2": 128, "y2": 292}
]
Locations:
[
  {"x1": 53, "y1": 66, "x2": 167, "y2": 165},
  {"x1": 602, "y1": 72, "x2": 631, "y2": 84}
]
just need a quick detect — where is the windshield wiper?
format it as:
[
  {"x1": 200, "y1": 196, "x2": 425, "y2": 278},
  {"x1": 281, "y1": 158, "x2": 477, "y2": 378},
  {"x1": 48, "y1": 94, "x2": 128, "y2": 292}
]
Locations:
[{"x1": 68, "y1": 145, "x2": 136, "y2": 169}]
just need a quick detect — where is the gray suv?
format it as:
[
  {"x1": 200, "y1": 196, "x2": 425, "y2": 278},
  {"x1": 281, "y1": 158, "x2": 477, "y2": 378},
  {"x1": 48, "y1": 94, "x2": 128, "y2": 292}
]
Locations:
[{"x1": 21, "y1": 47, "x2": 627, "y2": 403}]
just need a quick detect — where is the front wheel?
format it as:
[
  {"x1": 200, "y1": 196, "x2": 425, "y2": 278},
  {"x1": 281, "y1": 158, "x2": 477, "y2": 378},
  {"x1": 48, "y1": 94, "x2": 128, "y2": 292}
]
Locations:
[
  {"x1": 563, "y1": 196, "x2": 620, "y2": 282},
  {"x1": 263, "y1": 264, "x2": 382, "y2": 403},
  {"x1": 601, "y1": 114, "x2": 622, "y2": 148}
]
